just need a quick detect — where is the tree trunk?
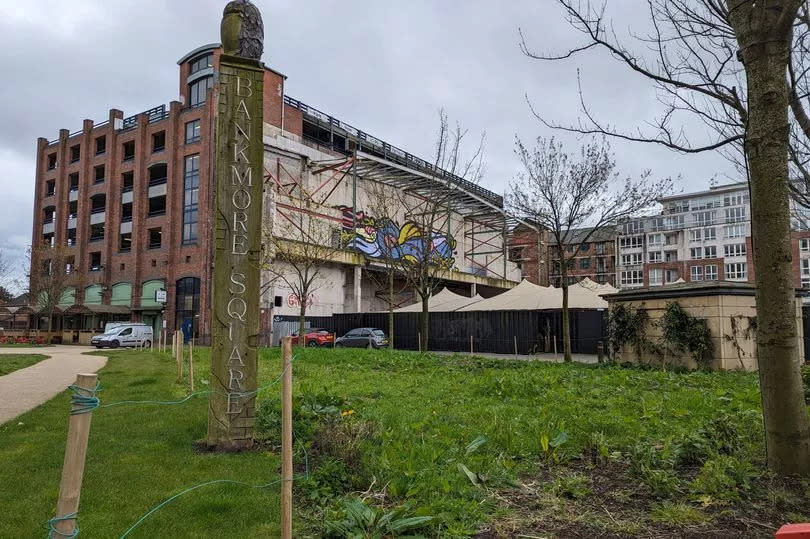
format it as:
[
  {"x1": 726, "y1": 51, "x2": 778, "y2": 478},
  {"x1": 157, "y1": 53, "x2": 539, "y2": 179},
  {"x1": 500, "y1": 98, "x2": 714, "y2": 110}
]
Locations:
[
  {"x1": 731, "y1": 2, "x2": 810, "y2": 475},
  {"x1": 421, "y1": 292, "x2": 429, "y2": 353},
  {"x1": 559, "y1": 250, "x2": 572, "y2": 362},
  {"x1": 388, "y1": 271, "x2": 394, "y2": 350},
  {"x1": 298, "y1": 301, "x2": 307, "y2": 349}
]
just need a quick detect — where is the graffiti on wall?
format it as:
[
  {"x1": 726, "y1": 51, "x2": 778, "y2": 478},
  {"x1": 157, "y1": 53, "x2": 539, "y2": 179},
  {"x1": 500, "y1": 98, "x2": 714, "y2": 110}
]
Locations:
[{"x1": 337, "y1": 206, "x2": 456, "y2": 268}]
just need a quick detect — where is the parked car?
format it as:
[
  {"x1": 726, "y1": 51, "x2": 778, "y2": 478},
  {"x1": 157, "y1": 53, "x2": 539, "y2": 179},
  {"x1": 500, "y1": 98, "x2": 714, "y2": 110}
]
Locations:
[
  {"x1": 290, "y1": 328, "x2": 335, "y2": 347},
  {"x1": 91, "y1": 323, "x2": 153, "y2": 349},
  {"x1": 335, "y1": 328, "x2": 389, "y2": 349}
]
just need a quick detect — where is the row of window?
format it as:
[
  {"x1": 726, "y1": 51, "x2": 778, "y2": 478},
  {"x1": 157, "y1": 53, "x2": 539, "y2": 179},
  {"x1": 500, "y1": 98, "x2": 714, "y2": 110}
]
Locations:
[
  {"x1": 620, "y1": 263, "x2": 747, "y2": 286},
  {"x1": 44, "y1": 119, "x2": 201, "y2": 174}
]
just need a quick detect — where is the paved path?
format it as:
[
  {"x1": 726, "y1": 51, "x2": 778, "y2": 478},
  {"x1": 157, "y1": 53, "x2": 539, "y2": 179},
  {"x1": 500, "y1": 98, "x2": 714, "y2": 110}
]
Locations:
[{"x1": 0, "y1": 346, "x2": 107, "y2": 425}]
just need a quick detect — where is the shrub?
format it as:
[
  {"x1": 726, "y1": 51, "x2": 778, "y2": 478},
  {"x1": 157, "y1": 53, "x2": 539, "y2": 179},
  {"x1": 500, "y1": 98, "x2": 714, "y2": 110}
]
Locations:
[
  {"x1": 660, "y1": 302, "x2": 713, "y2": 368},
  {"x1": 690, "y1": 455, "x2": 757, "y2": 504},
  {"x1": 325, "y1": 498, "x2": 433, "y2": 538}
]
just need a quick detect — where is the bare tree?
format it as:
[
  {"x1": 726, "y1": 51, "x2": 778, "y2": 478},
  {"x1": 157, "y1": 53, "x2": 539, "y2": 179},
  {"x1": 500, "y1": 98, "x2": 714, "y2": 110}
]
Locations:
[
  {"x1": 262, "y1": 191, "x2": 336, "y2": 348},
  {"x1": 382, "y1": 111, "x2": 485, "y2": 352},
  {"x1": 0, "y1": 250, "x2": 12, "y2": 303},
  {"x1": 28, "y1": 245, "x2": 73, "y2": 336},
  {"x1": 509, "y1": 137, "x2": 670, "y2": 362},
  {"x1": 521, "y1": 0, "x2": 810, "y2": 474}
]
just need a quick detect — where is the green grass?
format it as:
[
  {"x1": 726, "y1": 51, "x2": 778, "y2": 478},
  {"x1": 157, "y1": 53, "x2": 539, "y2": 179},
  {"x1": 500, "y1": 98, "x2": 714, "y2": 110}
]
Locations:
[
  {"x1": 0, "y1": 347, "x2": 805, "y2": 537},
  {"x1": 0, "y1": 354, "x2": 47, "y2": 376}
]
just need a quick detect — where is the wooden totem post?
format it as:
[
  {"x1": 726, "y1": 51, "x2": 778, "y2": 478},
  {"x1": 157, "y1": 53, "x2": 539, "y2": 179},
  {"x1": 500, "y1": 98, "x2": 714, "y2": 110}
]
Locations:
[{"x1": 207, "y1": 0, "x2": 265, "y2": 450}]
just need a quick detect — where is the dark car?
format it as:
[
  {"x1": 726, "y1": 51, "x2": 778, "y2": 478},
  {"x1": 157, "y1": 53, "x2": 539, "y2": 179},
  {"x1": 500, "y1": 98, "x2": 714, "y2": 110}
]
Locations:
[
  {"x1": 290, "y1": 328, "x2": 335, "y2": 347},
  {"x1": 335, "y1": 328, "x2": 389, "y2": 349}
]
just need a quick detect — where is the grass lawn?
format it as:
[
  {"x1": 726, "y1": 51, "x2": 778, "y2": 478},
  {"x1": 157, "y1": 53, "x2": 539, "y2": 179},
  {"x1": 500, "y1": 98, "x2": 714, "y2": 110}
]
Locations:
[
  {"x1": 0, "y1": 354, "x2": 48, "y2": 376},
  {"x1": 0, "y1": 347, "x2": 808, "y2": 538}
]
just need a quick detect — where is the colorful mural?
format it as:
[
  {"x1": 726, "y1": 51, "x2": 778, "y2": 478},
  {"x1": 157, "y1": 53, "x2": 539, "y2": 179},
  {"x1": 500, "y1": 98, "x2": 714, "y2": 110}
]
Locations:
[{"x1": 337, "y1": 206, "x2": 456, "y2": 268}]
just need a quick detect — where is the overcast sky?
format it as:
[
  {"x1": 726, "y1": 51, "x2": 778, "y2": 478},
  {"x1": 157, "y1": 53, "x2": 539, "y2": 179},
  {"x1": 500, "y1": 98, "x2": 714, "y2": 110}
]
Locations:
[{"x1": 0, "y1": 0, "x2": 734, "y2": 292}]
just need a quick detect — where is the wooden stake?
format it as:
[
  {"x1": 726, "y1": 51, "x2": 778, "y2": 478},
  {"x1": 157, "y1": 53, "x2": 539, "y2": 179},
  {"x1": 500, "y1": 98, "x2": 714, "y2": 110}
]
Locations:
[
  {"x1": 188, "y1": 339, "x2": 195, "y2": 393},
  {"x1": 514, "y1": 335, "x2": 518, "y2": 357},
  {"x1": 418, "y1": 332, "x2": 422, "y2": 353},
  {"x1": 470, "y1": 335, "x2": 474, "y2": 355},
  {"x1": 554, "y1": 336, "x2": 558, "y2": 357},
  {"x1": 281, "y1": 337, "x2": 293, "y2": 539},
  {"x1": 52, "y1": 373, "x2": 97, "y2": 538},
  {"x1": 176, "y1": 331, "x2": 183, "y2": 383}
]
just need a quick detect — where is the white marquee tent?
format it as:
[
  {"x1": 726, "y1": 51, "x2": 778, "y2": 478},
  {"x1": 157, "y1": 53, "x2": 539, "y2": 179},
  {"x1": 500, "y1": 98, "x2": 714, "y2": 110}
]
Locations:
[
  {"x1": 457, "y1": 279, "x2": 609, "y2": 311},
  {"x1": 394, "y1": 288, "x2": 483, "y2": 313}
]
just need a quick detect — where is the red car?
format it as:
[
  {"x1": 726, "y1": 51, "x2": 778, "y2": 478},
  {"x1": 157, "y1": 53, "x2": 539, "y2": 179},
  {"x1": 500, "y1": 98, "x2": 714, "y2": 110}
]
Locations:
[{"x1": 290, "y1": 328, "x2": 335, "y2": 347}]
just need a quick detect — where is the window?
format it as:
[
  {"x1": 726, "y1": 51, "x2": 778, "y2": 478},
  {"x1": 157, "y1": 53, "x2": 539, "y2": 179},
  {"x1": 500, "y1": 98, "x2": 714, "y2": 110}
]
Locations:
[
  {"x1": 801, "y1": 238, "x2": 810, "y2": 252},
  {"x1": 649, "y1": 217, "x2": 665, "y2": 231},
  {"x1": 69, "y1": 173, "x2": 79, "y2": 191},
  {"x1": 724, "y1": 193, "x2": 745, "y2": 206},
  {"x1": 690, "y1": 247, "x2": 703, "y2": 259},
  {"x1": 42, "y1": 206, "x2": 56, "y2": 224},
  {"x1": 94, "y1": 165, "x2": 105, "y2": 184},
  {"x1": 666, "y1": 269, "x2": 680, "y2": 282},
  {"x1": 648, "y1": 251, "x2": 662, "y2": 263},
  {"x1": 622, "y1": 220, "x2": 644, "y2": 234},
  {"x1": 665, "y1": 250, "x2": 678, "y2": 262},
  {"x1": 648, "y1": 233, "x2": 663, "y2": 246},
  {"x1": 123, "y1": 141, "x2": 135, "y2": 161},
  {"x1": 724, "y1": 224, "x2": 746, "y2": 238},
  {"x1": 148, "y1": 195, "x2": 166, "y2": 217},
  {"x1": 691, "y1": 265, "x2": 703, "y2": 281},
  {"x1": 668, "y1": 201, "x2": 689, "y2": 213},
  {"x1": 175, "y1": 277, "x2": 201, "y2": 336},
  {"x1": 149, "y1": 163, "x2": 167, "y2": 186},
  {"x1": 725, "y1": 206, "x2": 746, "y2": 223},
  {"x1": 692, "y1": 211, "x2": 716, "y2": 227},
  {"x1": 47, "y1": 153, "x2": 57, "y2": 170},
  {"x1": 595, "y1": 242, "x2": 605, "y2": 255},
  {"x1": 90, "y1": 194, "x2": 105, "y2": 214},
  {"x1": 148, "y1": 227, "x2": 162, "y2": 249},
  {"x1": 189, "y1": 76, "x2": 214, "y2": 107},
  {"x1": 620, "y1": 270, "x2": 643, "y2": 286},
  {"x1": 152, "y1": 131, "x2": 166, "y2": 153},
  {"x1": 691, "y1": 198, "x2": 722, "y2": 210},
  {"x1": 724, "y1": 243, "x2": 746, "y2": 257},
  {"x1": 689, "y1": 229, "x2": 702, "y2": 242},
  {"x1": 95, "y1": 136, "x2": 106, "y2": 155},
  {"x1": 119, "y1": 232, "x2": 132, "y2": 253},
  {"x1": 567, "y1": 244, "x2": 575, "y2": 253},
  {"x1": 90, "y1": 252, "x2": 102, "y2": 271},
  {"x1": 183, "y1": 154, "x2": 200, "y2": 244},
  {"x1": 725, "y1": 262, "x2": 747, "y2": 280},
  {"x1": 580, "y1": 258, "x2": 590, "y2": 269},
  {"x1": 122, "y1": 172, "x2": 134, "y2": 192},
  {"x1": 705, "y1": 264, "x2": 718, "y2": 280},
  {"x1": 703, "y1": 227, "x2": 717, "y2": 240},
  {"x1": 89, "y1": 223, "x2": 104, "y2": 242},
  {"x1": 802, "y1": 260, "x2": 810, "y2": 288},
  {"x1": 66, "y1": 229, "x2": 76, "y2": 247},
  {"x1": 46, "y1": 180, "x2": 55, "y2": 197},
  {"x1": 665, "y1": 233, "x2": 679, "y2": 245},
  {"x1": 704, "y1": 245, "x2": 717, "y2": 258},
  {"x1": 70, "y1": 145, "x2": 80, "y2": 163},
  {"x1": 580, "y1": 243, "x2": 589, "y2": 252},
  {"x1": 189, "y1": 53, "x2": 213, "y2": 75},
  {"x1": 621, "y1": 253, "x2": 642, "y2": 266},
  {"x1": 619, "y1": 235, "x2": 643, "y2": 249},
  {"x1": 649, "y1": 268, "x2": 663, "y2": 286},
  {"x1": 274, "y1": 296, "x2": 283, "y2": 307},
  {"x1": 665, "y1": 215, "x2": 685, "y2": 229},
  {"x1": 185, "y1": 120, "x2": 201, "y2": 144},
  {"x1": 43, "y1": 233, "x2": 55, "y2": 247},
  {"x1": 121, "y1": 202, "x2": 132, "y2": 223},
  {"x1": 68, "y1": 201, "x2": 77, "y2": 219},
  {"x1": 66, "y1": 257, "x2": 75, "y2": 275}
]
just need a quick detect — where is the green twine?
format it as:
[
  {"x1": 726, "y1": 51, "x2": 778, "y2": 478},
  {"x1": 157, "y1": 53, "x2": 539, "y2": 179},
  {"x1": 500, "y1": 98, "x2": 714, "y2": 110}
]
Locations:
[
  {"x1": 118, "y1": 477, "x2": 290, "y2": 538},
  {"x1": 100, "y1": 389, "x2": 213, "y2": 409},
  {"x1": 47, "y1": 512, "x2": 78, "y2": 538},
  {"x1": 69, "y1": 382, "x2": 101, "y2": 415}
]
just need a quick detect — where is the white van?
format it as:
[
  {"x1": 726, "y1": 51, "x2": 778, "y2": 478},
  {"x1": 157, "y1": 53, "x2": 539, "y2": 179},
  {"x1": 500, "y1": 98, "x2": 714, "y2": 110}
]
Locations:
[{"x1": 91, "y1": 323, "x2": 154, "y2": 349}]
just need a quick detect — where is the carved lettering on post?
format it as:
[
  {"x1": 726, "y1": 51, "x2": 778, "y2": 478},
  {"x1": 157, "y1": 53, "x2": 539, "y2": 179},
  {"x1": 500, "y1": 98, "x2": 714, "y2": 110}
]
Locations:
[{"x1": 207, "y1": 1, "x2": 264, "y2": 449}]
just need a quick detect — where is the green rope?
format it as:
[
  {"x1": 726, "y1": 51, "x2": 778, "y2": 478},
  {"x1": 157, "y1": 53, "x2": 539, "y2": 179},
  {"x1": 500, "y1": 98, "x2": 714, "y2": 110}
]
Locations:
[
  {"x1": 47, "y1": 512, "x2": 78, "y2": 538},
  {"x1": 69, "y1": 382, "x2": 101, "y2": 415},
  {"x1": 118, "y1": 477, "x2": 291, "y2": 538}
]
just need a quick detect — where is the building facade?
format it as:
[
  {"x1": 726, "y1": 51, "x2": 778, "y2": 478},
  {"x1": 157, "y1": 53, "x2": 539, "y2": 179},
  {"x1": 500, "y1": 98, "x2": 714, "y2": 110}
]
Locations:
[
  {"x1": 614, "y1": 182, "x2": 810, "y2": 289},
  {"x1": 31, "y1": 41, "x2": 525, "y2": 341},
  {"x1": 509, "y1": 225, "x2": 617, "y2": 287}
]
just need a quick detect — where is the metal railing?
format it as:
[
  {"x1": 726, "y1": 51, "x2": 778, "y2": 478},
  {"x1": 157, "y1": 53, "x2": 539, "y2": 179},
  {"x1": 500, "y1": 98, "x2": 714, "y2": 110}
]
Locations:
[
  {"x1": 122, "y1": 105, "x2": 168, "y2": 130},
  {"x1": 284, "y1": 95, "x2": 503, "y2": 207}
]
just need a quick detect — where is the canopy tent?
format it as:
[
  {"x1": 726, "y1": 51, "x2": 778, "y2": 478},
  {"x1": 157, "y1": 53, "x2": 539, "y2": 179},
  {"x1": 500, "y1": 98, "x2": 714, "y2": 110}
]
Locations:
[
  {"x1": 394, "y1": 288, "x2": 483, "y2": 313},
  {"x1": 576, "y1": 277, "x2": 619, "y2": 295},
  {"x1": 458, "y1": 279, "x2": 608, "y2": 311}
]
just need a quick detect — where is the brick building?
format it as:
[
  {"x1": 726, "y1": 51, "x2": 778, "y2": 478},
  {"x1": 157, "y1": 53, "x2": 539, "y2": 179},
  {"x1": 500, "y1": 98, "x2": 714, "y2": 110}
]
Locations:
[
  {"x1": 32, "y1": 41, "x2": 527, "y2": 342},
  {"x1": 509, "y1": 224, "x2": 617, "y2": 287}
]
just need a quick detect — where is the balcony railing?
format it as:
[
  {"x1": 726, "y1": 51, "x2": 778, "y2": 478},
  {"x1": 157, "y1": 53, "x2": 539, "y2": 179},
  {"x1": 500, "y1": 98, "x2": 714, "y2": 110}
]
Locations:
[{"x1": 149, "y1": 177, "x2": 167, "y2": 186}]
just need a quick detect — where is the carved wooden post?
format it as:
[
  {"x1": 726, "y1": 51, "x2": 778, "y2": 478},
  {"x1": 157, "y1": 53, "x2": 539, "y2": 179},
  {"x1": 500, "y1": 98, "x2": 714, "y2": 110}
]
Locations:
[{"x1": 207, "y1": 0, "x2": 265, "y2": 450}]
